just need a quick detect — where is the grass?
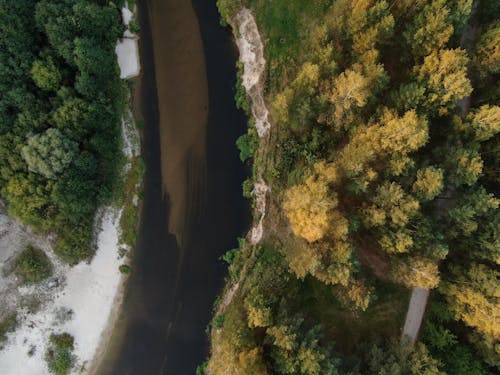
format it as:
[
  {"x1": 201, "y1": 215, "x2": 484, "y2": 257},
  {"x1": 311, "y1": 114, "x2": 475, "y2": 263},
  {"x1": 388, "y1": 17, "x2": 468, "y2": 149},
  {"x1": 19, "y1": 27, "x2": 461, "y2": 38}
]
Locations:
[
  {"x1": 15, "y1": 245, "x2": 52, "y2": 284},
  {"x1": 248, "y1": 0, "x2": 333, "y2": 92},
  {"x1": 119, "y1": 156, "x2": 145, "y2": 247}
]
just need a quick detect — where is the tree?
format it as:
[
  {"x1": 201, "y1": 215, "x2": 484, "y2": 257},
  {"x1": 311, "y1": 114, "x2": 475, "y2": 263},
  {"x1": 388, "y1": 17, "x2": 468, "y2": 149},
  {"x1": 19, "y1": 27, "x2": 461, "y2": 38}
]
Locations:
[
  {"x1": 21, "y1": 128, "x2": 77, "y2": 179},
  {"x1": 446, "y1": 147, "x2": 483, "y2": 186},
  {"x1": 371, "y1": 182, "x2": 419, "y2": 227},
  {"x1": 473, "y1": 21, "x2": 500, "y2": 78},
  {"x1": 283, "y1": 175, "x2": 336, "y2": 242},
  {"x1": 467, "y1": 105, "x2": 500, "y2": 141},
  {"x1": 404, "y1": 0, "x2": 454, "y2": 57},
  {"x1": 366, "y1": 340, "x2": 443, "y2": 375},
  {"x1": 390, "y1": 256, "x2": 440, "y2": 289},
  {"x1": 412, "y1": 167, "x2": 444, "y2": 200},
  {"x1": 416, "y1": 49, "x2": 472, "y2": 114},
  {"x1": 31, "y1": 56, "x2": 61, "y2": 91},
  {"x1": 320, "y1": 69, "x2": 371, "y2": 130},
  {"x1": 441, "y1": 263, "x2": 500, "y2": 348},
  {"x1": 391, "y1": 82, "x2": 426, "y2": 111}
]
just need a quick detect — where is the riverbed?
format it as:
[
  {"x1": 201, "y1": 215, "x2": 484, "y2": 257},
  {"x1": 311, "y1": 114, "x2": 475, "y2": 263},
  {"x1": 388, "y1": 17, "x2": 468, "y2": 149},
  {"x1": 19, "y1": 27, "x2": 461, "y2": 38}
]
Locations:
[{"x1": 94, "y1": 0, "x2": 249, "y2": 373}]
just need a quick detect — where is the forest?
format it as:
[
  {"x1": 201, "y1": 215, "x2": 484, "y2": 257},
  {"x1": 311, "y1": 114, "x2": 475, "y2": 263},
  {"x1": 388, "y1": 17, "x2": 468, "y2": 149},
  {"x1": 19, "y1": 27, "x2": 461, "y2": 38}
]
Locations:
[
  {"x1": 0, "y1": 0, "x2": 125, "y2": 264},
  {"x1": 210, "y1": 0, "x2": 499, "y2": 374}
]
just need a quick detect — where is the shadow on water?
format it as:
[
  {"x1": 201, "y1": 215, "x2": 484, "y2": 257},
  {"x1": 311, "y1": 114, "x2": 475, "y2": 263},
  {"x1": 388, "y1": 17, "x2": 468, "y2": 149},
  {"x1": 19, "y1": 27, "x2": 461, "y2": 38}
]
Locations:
[{"x1": 99, "y1": 0, "x2": 250, "y2": 374}]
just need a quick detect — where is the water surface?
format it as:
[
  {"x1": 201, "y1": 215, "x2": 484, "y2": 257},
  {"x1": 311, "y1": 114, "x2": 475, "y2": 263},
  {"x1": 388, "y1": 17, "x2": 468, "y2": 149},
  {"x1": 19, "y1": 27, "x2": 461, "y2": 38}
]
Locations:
[{"x1": 96, "y1": 0, "x2": 249, "y2": 373}]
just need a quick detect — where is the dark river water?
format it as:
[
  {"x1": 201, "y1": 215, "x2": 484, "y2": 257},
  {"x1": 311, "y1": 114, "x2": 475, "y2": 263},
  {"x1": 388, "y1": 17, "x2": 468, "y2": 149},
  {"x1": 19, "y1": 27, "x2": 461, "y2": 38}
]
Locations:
[{"x1": 96, "y1": 0, "x2": 249, "y2": 373}]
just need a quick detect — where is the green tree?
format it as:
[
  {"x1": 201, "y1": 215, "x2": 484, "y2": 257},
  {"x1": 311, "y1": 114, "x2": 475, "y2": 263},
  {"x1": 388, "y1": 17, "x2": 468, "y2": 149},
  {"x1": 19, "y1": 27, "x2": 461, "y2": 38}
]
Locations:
[
  {"x1": 404, "y1": 0, "x2": 454, "y2": 57},
  {"x1": 473, "y1": 21, "x2": 500, "y2": 78},
  {"x1": 21, "y1": 128, "x2": 78, "y2": 179},
  {"x1": 366, "y1": 340, "x2": 443, "y2": 374},
  {"x1": 31, "y1": 56, "x2": 61, "y2": 91}
]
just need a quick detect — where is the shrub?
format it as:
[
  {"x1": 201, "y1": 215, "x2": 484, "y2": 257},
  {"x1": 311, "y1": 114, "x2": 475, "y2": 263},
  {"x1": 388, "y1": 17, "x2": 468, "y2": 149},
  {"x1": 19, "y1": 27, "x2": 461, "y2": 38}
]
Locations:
[
  {"x1": 0, "y1": 313, "x2": 17, "y2": 343},
  {"x1": 213, "y1": 314, "x2": 225, "y2": 329},
  {"x1": 15, "y1": 246, "x2": 52, "y2": 284},
  {"x1": 129, "y1": 20, "x2": 140, "y2": 34},
  {"x1": 236, "y1": 133, "x2": 258, "y2": 162},
  {"x1": 46, "y1": 333, "x2": 75, "y2": 375},
  {"x1": 119, "y1": 264, "x2": 132, "y2": 274}
]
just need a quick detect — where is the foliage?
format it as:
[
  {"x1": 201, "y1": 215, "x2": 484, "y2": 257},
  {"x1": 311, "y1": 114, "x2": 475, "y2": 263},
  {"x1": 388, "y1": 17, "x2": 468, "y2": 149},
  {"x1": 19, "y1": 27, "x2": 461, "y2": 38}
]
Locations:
[
  {"x1": 0, "y1": 313, "x2": 18, "y2": 343},
  {"x1": 365, "y1": 339, "x2": 443, "y2": 375},
  {"x1": 0, "y1": 0, "x2": 124, "y2": 264},
  {"x1": 214, "y1": 0, "x2": 499, "y2": 371},
  {"x1": 119, "y1": 264, "x2": 131, "y2": 274},
  {"x1": 22, "y1": 128, "x2": 78, "y2": 179},
  {"x1": 236, "y1": 132, "x2": 258, "y2": 162},
  {"x1": 15, "y1": 245, "x2": 52, "y2": 284},
  {"x1": 45, "y1": 332, "x2": 75, "y2": 375}
]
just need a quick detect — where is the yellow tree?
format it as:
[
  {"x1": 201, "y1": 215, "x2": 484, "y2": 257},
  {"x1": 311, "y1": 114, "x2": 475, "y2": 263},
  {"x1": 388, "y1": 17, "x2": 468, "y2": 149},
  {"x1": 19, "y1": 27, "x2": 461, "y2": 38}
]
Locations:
[
  {"x1": 375, "y1": 109, "x2": 429, "y2": 155},
  {"x1": 321, "y1": 69, "x2": 371, "y2": 130},
  {"x1": 412, "y1": 167, "x2": 444, "y2": 200},
  {"x1": 467, "y1": 105, "x2": 500, "y2": 141},
  {"x1": 283, "y1": 175, "x2": 336, "y2": 242},
  {"x1": 416, "y1": 49, "x2": 472, "y2": 114},
  {"x1": 390, "y1": 256, "x2": 440, "y2": 288},
  {"x1": 441, "y1": 264, "x2": 500, "y2": 340}
]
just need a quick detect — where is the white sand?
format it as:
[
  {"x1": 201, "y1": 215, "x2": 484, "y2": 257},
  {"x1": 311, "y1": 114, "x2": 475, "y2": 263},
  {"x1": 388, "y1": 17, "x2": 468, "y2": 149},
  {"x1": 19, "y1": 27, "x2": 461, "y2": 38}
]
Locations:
[
  {"x1": 116, "y1": 5, "x2": 140, "y2": 80},
  {"x1": 234, "y1": 9, "x2": 270, "y2": 138},
  {"x1": 233, "y1": 9, "x2": 271, "y2": 245},
  {"x1": 122, "y1": 7, "x2": 133, "y2": 26},
  {"x1": 249, "y1": 179, "x2": 270, "y2": 245},
  {"x1": 116, "y1": 39, "x2": 140, "y2": 79},
  {"x1": 0, "y1": 208, "x2": 123, "y2": 375}
]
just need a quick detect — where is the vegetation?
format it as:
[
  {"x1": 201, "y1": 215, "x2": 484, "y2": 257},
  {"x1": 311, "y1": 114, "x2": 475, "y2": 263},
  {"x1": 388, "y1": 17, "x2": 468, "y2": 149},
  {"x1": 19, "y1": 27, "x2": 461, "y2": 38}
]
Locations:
[
  {"x1": 119, "y1": 264, "x2": 132, "y2": 274},
  {"x1": 118, "y1": 155, "x2": 145, "y2": 247},
  {"x1": 45, "y1": 332, "x2": 75, "y2": 375},
  {"x1": 214, "y1": 0, "x2": 499, "y2": 373},
  {"x1": 0, "y1": 313, "x2": 17, "y2": 344},
  {"x1": 15, "y1": 245, "x2": 52, "y2": 284},
  {"x1": 0, "y1": 0, "x2": 124, "y2": 264}
]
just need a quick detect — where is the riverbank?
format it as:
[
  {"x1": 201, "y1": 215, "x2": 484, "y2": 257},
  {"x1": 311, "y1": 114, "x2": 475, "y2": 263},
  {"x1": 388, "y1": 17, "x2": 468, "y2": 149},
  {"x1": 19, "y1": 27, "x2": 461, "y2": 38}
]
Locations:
[{"x1": 0, "y1": 3, "x2": 142, "y2": 374}]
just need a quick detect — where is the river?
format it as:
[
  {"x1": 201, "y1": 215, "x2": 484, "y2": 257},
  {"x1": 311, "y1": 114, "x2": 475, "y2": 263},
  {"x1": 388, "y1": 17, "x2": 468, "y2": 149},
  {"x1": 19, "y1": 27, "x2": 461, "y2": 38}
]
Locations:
[{"x1": 94, "y1": 0, "x2": 249, "y2": 373}]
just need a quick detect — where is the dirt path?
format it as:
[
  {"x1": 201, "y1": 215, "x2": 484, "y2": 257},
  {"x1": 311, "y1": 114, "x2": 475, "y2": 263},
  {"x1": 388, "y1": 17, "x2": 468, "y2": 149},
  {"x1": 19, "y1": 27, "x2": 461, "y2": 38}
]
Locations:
[{"x1": 401, "y1": 288, "x2": 430, "y2": 343}]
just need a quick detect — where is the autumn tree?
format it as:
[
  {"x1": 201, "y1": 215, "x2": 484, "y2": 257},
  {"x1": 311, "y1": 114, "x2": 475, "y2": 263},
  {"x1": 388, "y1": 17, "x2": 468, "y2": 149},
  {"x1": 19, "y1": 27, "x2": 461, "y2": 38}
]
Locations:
[
  {"x1": 467, "y1": 105, "x2": 500, "y2": 142},
  {"x1": 319, "y1": 68, "x2": 371, "y2": 130},
  {"x1": 390, "y1": 256, "x2": 440, "y2": 289},
  {"x1": 412, "y1": 167, "x2": 444, "y2": 200},
  {"x1": 283, "y1": 175, "x2": 336, "y2": 243},
  {"x1": 415, "y1": 49, "x2": 472, "y2": 114}
]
